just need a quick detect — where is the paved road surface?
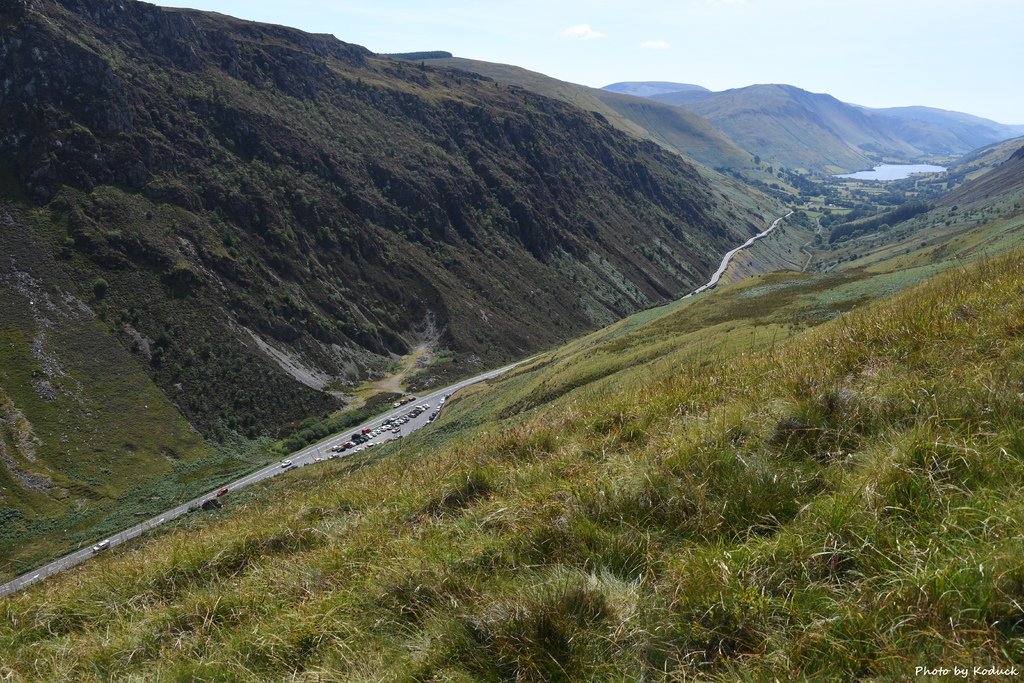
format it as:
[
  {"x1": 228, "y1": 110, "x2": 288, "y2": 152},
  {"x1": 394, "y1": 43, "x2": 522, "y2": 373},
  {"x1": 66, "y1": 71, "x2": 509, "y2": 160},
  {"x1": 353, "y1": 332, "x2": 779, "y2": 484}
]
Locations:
[
  {"x1": 0, "y1": 358, "x2": 527, "y2": 599},
  {"x1": 683, "y1": 211, "x2": 793, "y2": 298}
]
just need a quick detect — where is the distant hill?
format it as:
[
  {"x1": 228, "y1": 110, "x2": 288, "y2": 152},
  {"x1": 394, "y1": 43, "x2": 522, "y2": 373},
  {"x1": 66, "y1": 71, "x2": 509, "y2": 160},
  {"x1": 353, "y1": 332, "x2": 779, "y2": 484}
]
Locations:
[
  {"x1": 602, "y1": 81, "x2": 708, "y2": 98},
  {"x1": 940, "y1": 143, "x2": 1024, "y2": 208},
  {"x1": 384, "y1": 51, "x2": 453, "y2": 61},
  {"x1": 855, "y1": 105, "x2": 1024, "y2": 156},
  {"x1": 618, "y1": 83, "x2": 1024, "y2": 172},
  {"x1": 652, "y1": 84, "x2": 921, "y2": 172},
  {"x1": 418, "y1": 57, "x2": 752, "y2": 170}
]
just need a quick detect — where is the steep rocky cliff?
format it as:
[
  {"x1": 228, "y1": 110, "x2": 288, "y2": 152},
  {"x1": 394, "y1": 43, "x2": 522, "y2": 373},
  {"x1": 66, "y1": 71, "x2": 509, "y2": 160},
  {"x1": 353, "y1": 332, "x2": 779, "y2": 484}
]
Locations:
[{"x1": 0, "y1": 0, "x2": 772, "y2": 440}]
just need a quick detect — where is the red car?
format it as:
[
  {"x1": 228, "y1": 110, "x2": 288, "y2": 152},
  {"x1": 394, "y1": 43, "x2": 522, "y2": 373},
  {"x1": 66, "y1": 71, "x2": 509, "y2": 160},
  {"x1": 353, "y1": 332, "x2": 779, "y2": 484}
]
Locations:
[
  {"x1": 361, "y1": 427, "x2": 372, "y2": 435},
  {"x1": 216, "y1": 487, "x2": 230, "y2": 497}
]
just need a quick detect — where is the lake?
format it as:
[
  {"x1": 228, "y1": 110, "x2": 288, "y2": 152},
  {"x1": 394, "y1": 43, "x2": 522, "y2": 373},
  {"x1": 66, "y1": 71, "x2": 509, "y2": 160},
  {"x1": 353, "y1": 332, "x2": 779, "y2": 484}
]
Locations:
[{"x1": 835, "y1": 164, "x2": 947, "y2": 181}]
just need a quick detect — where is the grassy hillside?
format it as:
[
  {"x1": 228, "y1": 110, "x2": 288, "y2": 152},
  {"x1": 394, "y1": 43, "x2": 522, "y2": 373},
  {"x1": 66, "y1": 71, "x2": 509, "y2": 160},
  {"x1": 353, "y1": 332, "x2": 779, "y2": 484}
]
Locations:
[
  {"x1": 940, "y1": 145, "x2": 1024, "y2": 209},
  {"x1": 3, "y1": 176, "x2": 1023, "y2": 678}
]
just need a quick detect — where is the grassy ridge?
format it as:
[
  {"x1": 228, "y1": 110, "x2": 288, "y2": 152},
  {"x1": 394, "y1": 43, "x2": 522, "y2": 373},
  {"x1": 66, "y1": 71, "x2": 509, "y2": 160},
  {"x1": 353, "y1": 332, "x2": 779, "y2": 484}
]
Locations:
[{"x1": 5, "y1": 233, "x2": 1024, "y2": 679}]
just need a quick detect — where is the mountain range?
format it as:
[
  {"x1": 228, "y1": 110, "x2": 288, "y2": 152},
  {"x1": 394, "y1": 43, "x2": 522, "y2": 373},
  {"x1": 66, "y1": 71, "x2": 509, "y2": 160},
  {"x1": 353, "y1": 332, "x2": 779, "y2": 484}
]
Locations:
[
  {"x1": 608, "y1": 81, "x2": 1024, "y2": 171},
  {"x1": 5, "y1": 1, "x2": 1024, "y2": 679},
  {"x1": 602, "y1": 81, "x2": 709, "y2": 98}
]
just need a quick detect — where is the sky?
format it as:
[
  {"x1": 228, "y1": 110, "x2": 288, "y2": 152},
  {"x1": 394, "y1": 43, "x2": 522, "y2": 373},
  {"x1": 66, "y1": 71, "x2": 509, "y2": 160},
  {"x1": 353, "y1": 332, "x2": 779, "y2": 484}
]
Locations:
[{"x1": 158, "y1": 0, "x2": 1024, "y2": 124}]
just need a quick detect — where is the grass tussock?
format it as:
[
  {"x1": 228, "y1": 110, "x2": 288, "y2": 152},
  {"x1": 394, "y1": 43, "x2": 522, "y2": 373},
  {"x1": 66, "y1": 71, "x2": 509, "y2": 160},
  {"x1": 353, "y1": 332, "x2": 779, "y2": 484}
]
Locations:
[{"x1": 5, "y1": 250, "x2": 1024, "y2": 680}]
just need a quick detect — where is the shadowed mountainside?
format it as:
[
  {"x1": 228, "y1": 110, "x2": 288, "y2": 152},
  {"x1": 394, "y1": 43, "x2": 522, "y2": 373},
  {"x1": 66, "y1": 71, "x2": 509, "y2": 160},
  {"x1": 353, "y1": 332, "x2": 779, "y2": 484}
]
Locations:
[
  {"x1": 0, "y1": 0, "x2": 776, "y2": 437},
  {"x1": 0, "y1": 0, "x2": 780, "y2": 570}
]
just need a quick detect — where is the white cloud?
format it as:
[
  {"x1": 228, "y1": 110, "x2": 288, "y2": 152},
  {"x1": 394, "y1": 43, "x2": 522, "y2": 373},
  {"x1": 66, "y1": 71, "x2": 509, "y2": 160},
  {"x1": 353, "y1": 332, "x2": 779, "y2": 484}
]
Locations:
[
  {"x1": 640, "y1": 40, "x2": 671, "y2": 50},
  {"x1": 561, "y1": 23, "x2": 605, "y2": 40}
]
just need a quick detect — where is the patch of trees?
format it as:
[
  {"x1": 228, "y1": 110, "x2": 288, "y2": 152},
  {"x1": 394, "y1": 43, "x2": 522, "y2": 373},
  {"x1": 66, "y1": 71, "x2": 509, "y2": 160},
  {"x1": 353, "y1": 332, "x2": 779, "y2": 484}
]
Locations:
[
  {"x1": 820, "y1": 205, "x2": 878, "y2": 229},
  {"x1": 778, "y1": 168, "x2": 822, "y2": 195},
  {"x1": 828, "y1": 201, "x2": 932, "y2": 244}
]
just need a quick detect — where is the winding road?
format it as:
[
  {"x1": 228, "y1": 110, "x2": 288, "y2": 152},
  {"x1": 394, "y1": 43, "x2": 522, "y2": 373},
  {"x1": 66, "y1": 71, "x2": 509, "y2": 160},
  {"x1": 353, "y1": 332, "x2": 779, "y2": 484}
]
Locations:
[
  {"x1": 683, "y1": 211, "x2": 793, "y2": 298},
  {"x1": 0, "y1": 359, "x2": 527, "y2": 599}
]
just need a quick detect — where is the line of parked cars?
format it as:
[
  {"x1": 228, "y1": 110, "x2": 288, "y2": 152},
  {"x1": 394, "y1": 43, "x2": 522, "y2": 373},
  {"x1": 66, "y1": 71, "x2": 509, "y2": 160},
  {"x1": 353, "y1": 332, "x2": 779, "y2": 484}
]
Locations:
[{"x1": 88, "y1": 394, "x2": 458, "y2": 557}]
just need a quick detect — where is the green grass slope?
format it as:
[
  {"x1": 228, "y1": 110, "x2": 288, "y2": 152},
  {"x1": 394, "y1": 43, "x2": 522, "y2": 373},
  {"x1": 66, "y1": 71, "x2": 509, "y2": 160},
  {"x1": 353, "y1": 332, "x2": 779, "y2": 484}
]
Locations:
[
  {"x1": 940, "y1": 145, "x2": 1024, "y2": 209},
  {"x1": 3, "y1": 191, "x2": 1024, "y2": 678}
]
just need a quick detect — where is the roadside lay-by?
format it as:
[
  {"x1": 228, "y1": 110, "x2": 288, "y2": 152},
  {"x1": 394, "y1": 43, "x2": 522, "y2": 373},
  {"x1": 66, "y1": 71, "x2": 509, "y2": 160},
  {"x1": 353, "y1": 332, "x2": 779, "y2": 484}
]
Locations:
[{"x1": 0, "y1": 362, "x2": 521, "y2": 599}]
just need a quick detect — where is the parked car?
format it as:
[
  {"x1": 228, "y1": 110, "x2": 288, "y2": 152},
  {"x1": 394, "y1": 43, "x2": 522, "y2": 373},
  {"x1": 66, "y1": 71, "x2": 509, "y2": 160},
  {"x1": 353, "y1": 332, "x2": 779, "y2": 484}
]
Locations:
[{"x1": 92, "y1": 539, "x2": 111, "y2": 553}]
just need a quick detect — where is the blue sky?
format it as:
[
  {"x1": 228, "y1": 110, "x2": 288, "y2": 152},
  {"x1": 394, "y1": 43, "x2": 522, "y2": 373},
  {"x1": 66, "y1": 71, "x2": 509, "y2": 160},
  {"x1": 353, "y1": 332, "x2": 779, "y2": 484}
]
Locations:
[{"x1": 159, "y1": 0, "x2": 1024, "y2": 123}]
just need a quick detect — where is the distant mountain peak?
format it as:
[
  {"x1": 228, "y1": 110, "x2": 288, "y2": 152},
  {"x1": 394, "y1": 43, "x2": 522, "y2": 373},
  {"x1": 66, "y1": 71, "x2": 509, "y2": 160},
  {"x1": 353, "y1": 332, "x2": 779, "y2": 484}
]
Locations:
[
  {"x1": 602, "y1": 81, "x2": 708, "y2": 98},
  {"x1": 384, "y1": 51, "x2": 453, "y2": 61}
]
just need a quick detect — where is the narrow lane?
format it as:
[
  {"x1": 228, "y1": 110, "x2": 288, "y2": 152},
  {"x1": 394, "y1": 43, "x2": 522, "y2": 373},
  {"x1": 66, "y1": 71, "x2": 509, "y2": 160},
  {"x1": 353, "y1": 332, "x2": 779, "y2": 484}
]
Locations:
[{"x1": 683, "y1": 211, "x2": 793, "y2": 298}]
